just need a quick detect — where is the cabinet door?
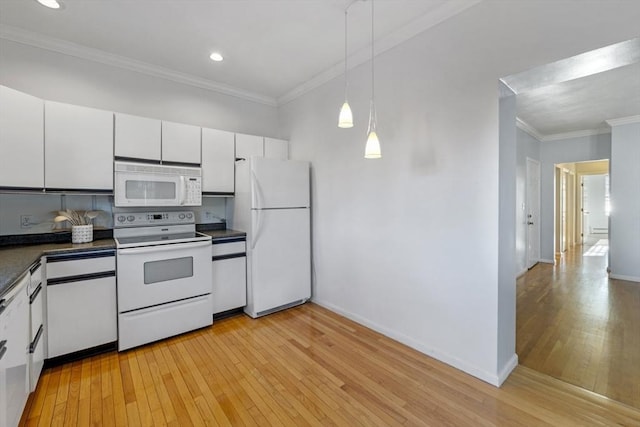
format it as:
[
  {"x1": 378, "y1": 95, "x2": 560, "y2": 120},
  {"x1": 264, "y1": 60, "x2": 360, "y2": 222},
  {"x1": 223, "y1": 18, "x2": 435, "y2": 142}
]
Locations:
[
  {"x1": 264, "y1": 137, "x2": 289, "y2": 160},
  {"x1": 235, "y1": 133, "x2": 263, "y2": 160},
  {"x1": 44, "y1": 101, "x2": 113, "y2": 190},
  {"x1": 47, "y1": 276, "x2": 117, "y2": 358},
  {"x1": 0, "y1": 86, "x2": 44, "y2": 188},
  {"x1": 212, "y1": 256, "x2": 247, "y2": 314},
  {"x1": 235, "y1": 133, "x2": 263, "y2": 209},
  {"x1": 114, "y1": 112, "x2": 161, "y2": 161},
  {"x1": 161, "y1": 121, "x2": 201, "y2": 164},
  {"x1": 0, "y1": 274, "x2": 30, "y2": 427},
  {"x1": 202, "y1": 128, "x2": 235, "y2": 193}
]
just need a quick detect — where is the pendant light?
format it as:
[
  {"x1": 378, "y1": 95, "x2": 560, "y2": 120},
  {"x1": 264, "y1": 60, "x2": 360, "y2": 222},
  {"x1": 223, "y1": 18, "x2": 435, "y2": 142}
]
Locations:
[
  {"x1": 364, "y1": 0, "x2": 381, "y2": 159},
  {"x1": 338, "y1": 7, "x2": 353, "y2": 128}
]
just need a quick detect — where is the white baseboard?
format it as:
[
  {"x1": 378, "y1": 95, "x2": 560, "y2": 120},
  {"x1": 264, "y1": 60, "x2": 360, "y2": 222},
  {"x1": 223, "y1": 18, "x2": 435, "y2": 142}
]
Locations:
[
  {"x1": 311, "y1": 298, "x2": 503, "y2": 387},
  {"x1": 517, "y1": 268, "x2": 528, "y2": 278},
  {"x1": 609, "y1": 273, "x2": 640, "y2": 283},
  {"x1": 497, "y1": 354, "x2": 518, "y2": 386},
  {"x1": 539, "y1": 259, "x2": 555, "y2": 264}
]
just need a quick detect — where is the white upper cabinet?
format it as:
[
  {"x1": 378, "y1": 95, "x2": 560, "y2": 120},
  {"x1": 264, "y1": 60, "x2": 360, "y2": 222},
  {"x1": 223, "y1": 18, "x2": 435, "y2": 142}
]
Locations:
[
  {"x1": 264, "y1": 137, "x2": 289, "y2": 160},
  {"x1": 161, "y1": 121, "x2": 201, "y2": 164},
  {"x1": 202, "y1": 128, "x2": 235, "y2": 194},
  {"x1": 0, "y1": 86, "x2": 44, "y2": 188},
  {"x1": 235, "y1": 133, "x2": 264, "y2": 160},
  {"x1": 114, "y1": 112, "x2": 161, "y2": 161},
  {"x1": 45, "y1": 101, "x2": 113, "y2": 190}
]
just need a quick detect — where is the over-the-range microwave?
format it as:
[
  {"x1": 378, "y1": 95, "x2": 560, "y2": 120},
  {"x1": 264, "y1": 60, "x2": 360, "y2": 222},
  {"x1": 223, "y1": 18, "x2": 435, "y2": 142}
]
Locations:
[{"x1": 114, "y1": 161, "x2": 202, "y2": 207}]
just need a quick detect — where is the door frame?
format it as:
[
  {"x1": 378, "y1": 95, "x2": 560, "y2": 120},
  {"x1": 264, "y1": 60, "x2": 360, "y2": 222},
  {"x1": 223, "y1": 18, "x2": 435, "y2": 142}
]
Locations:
[{"x1": 526, "y1": 157, "x2": 541, "y2": 269}]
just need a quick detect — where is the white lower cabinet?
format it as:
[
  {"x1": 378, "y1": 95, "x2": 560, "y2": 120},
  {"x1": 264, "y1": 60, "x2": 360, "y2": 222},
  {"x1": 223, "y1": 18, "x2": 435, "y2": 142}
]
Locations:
[
  {"x1": 46, "y1": 251, "x2": 117, "y2": 358},
  {"x1": 0, "y1": 273, "x2": 30, "y2": 427},
  {"x1": 212, "y1": 239, "x2": 247, "y2": 314}
]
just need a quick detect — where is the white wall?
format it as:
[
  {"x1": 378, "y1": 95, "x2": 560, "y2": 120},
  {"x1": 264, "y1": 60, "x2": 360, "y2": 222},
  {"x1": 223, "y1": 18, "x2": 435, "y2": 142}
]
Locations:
[
  {"x1": 498, "y1": 84, "x2": 517, "y2": 376},
  {"x1": 515, "y1": 128, "x2": 541, "y2": 274},
  {"x1": 609, "y1": 122, "x2": 640, "y2": 282},
  {"x1": 0, "y1": 39, "x2": 279, "y2": 137},
  {"x1": 279, "y1": 0, "x2": 640, "y2": 385},
  {"x1": 539, "y1": 133, "x2": 611, "y2": 261}
]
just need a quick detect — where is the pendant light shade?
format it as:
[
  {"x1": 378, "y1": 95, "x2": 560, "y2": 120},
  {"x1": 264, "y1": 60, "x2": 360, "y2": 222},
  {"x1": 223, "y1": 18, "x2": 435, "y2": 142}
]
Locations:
[
  {"x1": 338, "y1": 102, "x2": 353, "y2": 128},
  {"x1": 338, "y1": 8, "x2": 354, "y2": 128},
  {"x1": 365, "y1": 0, "x2": 381, "y2": 158},
  {"x1": 364, "y1": 131, "x2": 381, "y2": 158}
]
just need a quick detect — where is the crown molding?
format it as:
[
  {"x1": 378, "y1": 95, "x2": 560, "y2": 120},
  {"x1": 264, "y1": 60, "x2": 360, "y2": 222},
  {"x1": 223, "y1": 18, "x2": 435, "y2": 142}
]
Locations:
[
  {"x1": 0, "y1": 25, "x2": 278, "y2": 107},
  {"x1": 541, "y1": 127, "x2": 610, "y2": 142},
  {"x1": 515, "y1": 117, "x2": 611, "y2": 142},
  {"x1": 515, "y1": 118, "x2": 544, "y2": 141},
  {"x1": 606, "y1": 114, "x2": 640, "y2": 127},
  {"x1": 277, "y1": 0, "x2": 483, "y2": 105}
]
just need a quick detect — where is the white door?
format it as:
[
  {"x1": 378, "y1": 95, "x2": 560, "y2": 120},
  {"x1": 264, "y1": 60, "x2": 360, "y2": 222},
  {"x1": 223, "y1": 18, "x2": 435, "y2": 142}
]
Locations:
[
  {"x1": 114, "y1": 112, "x2": 161, "y2": 161},
  {"x1": 250, "y1": 208, "x2": 310, "y2": 315},
  {"x1": 161, "y1": 121, "x2": 201, "y2": 164},
  {"x1": 0, "y1": 85, "x2": 44, "y2": 188},
  {"x1": 526, "y1": 158, "x2": 540, "y2": 269},
  {"x1": 45, "y1": 101, "x2": 113, "y2": 190},
  {"x1": 201, "y1": 128, "x2": 235, "y2": 193},
  {"x1": 251, "y1": 158, "x2": 310, "y2": 209},
  {"x1": 582, "y1": 174, "x2": 608, "y2": 239}
]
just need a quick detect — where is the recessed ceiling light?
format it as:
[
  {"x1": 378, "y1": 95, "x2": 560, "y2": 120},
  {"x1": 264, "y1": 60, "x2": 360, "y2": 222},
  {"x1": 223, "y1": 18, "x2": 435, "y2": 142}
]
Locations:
[
  {"x1": 36, "y1": 0, "x2": 62, "y2": 9},
  {"x1": 209, "y1": 52, "x2": 224, "y2": 62}
]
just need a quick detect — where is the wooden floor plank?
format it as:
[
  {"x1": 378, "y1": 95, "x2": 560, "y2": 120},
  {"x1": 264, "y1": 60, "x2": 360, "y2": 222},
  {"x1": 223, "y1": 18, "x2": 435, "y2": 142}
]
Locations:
[
  {"x1": 517, "y1": 242, "x2": 640, "y2": 409},
  {"x1": 20, "y1": 303, "x2": 640, "y2": 427}
]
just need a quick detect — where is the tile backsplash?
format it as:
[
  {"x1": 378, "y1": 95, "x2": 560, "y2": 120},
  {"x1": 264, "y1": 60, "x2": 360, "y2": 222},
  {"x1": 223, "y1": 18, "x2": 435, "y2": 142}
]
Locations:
[{"x1": 0, "y1": 193, "x2": 228, "y2": 236}]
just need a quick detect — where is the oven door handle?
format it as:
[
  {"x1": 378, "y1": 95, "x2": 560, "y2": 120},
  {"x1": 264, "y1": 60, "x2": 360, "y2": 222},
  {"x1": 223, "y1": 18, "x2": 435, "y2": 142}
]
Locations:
[{"x1": 118, "y1": 240, "x2": 211, "y2": 255}]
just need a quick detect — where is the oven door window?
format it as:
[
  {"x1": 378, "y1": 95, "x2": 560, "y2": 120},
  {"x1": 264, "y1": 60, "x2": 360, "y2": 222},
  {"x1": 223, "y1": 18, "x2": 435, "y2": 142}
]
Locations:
[
  {"x1": 126, "y1": 180, "x2": 177, "y2": 201},
  {"x1": 144, "y1": 257, "x2": 193, "y2": 284}
]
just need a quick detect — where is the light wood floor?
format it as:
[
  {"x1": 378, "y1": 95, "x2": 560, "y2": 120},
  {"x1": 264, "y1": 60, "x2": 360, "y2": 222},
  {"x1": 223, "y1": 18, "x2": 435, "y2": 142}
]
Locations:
[
  {"x1": 517, "y1": 241, "x2": 640, "y2": 409},
  {"x1": 22, "y1": 303, "x2": 640, "y2": 426}
]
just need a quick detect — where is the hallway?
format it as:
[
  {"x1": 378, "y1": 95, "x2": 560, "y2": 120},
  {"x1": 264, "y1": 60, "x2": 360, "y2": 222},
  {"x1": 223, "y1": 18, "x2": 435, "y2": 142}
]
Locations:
[{"x1": 516, "y1": 242, "x2": 640, "y2": 409}]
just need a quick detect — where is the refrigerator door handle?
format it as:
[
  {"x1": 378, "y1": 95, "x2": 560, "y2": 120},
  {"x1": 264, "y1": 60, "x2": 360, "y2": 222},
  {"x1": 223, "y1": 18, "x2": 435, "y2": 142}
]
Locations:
[
  {"x1": 252, "y1": 208, "x2": 263, "y2": 250},
  {"x1": 251, "y1": 170, "x2": 265, "y2": 209}
]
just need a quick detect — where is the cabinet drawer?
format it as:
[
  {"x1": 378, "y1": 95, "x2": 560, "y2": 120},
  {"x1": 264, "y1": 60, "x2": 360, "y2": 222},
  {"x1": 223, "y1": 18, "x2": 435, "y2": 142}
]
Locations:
[
  {"x1": 212, "y1": 241, "x2": 246, "y2": 257},
  {"x1": 46, "y1": 251, "x2": 115, "y2": 279}
]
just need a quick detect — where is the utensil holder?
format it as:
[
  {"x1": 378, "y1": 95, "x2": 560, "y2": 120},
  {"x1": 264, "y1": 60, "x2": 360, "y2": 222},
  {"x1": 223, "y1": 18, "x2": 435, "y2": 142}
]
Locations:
[{"x1": 71, "y1": 224, "x2": 93, "y2": 243}]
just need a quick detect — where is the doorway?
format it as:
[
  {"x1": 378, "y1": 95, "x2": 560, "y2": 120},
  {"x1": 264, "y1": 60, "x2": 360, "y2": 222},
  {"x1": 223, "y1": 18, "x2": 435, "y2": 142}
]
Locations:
[
  {"x1": 503, "y1": 37, "x2": 640, "y2": 409},
  {"x1": 582, "y1": 173, "x2": 609, "y2": 247},
  {"x1": 555, "y1": 160, "x2": 610, "y2": 257}
]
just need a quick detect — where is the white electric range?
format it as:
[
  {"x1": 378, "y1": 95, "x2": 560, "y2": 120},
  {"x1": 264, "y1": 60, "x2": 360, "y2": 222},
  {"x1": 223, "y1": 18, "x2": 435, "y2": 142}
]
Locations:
[{"x1": 114, "y1": 211, "x2": 212, "y2": 351}]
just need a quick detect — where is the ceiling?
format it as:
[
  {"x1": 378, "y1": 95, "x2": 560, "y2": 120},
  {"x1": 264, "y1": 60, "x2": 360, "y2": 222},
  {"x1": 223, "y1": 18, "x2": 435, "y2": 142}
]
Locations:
[
  {"x1": 0, "y1": 0, "x2": 480, "y2": 105},
  {"x1": 503, "y1": 38, "x2": 640, "y2": 139},
  {"x1": 1, "y1": 1, "x2": 637, "y2": 136}
]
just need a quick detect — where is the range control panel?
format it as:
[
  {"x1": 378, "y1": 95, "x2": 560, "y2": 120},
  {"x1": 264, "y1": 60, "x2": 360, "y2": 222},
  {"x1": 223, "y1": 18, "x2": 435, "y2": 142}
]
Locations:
[{"x1": 114, "y1": 211, "x2": 195, "y2": 227}]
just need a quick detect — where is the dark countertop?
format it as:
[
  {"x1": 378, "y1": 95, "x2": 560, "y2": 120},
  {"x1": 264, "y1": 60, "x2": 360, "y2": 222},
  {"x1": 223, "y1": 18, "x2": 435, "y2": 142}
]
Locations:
[
  {"x1": 0, "y1": 239, "x2": 116, "y2": 299},
  {"x1": 200, "y1": 229, "x2": 246, "y2": 240}
]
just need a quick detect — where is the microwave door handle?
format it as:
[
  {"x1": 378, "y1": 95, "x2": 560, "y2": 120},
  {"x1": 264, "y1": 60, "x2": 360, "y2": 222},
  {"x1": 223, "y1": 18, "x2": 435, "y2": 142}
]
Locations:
[{"x1": 178, "y1": 176, "x2": 186, "y2": 205}]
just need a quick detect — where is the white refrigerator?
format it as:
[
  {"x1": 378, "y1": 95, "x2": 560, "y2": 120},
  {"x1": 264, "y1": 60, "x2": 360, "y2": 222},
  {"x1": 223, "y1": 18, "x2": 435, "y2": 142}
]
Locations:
[{"x1": 233, "y1": 157, "x2": 311, "y2": 318}]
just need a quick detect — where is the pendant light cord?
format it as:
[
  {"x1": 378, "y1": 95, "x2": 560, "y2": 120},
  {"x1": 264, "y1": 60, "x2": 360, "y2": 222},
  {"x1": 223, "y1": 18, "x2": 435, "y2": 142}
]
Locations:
[
  {"x1": 344, "y1": 8, "x2": 348, "y2": 98},
  {"x1": 371, "y1": 0, "x2": 375, "y2": 106}
]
